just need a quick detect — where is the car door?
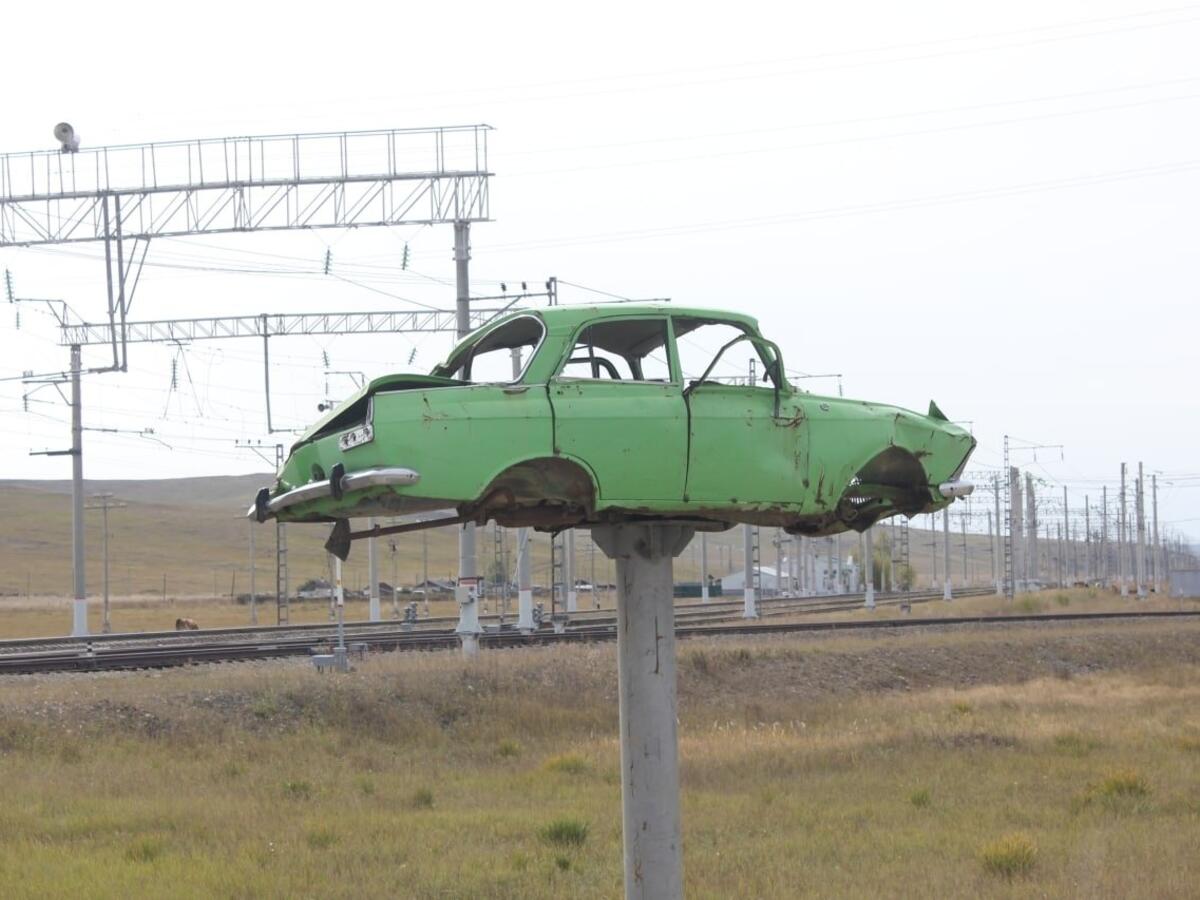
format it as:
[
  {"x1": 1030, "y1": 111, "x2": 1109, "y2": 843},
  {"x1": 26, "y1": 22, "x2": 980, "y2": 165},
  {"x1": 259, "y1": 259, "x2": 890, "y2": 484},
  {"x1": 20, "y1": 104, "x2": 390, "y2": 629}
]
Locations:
[
  {"x1": 548, "y1": 316, "x2": 688, "y2": 504},
  {"x1": 676, "y1": 317, "x2": 809, "y2": 506}
]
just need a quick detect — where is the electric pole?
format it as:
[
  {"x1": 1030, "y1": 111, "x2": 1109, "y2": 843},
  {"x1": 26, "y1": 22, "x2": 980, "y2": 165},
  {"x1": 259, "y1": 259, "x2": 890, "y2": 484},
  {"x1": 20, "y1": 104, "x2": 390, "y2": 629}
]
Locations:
[
  {"x1": 85, "y1": 492, "x2": 125, "y2": 634},
  {"x1": 454, "y1": 220, "x2": 477, "y2": 594},
  {"x1": 1136, "y1": 462, "x2": 1147, "y2": 599},
  {"x1": 942, "y1": 507, "x2": 952, "y2": 600},
  {"x1": 1118, "y1": 464, "x2": 1127, "y2": 596}
]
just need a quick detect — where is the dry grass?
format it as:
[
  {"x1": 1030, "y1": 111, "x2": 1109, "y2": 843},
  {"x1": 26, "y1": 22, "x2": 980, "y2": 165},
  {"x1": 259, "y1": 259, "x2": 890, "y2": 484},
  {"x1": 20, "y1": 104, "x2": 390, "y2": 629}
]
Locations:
[{"x1": 0, "y1": 621, "x2": 1199, "y2": 896}]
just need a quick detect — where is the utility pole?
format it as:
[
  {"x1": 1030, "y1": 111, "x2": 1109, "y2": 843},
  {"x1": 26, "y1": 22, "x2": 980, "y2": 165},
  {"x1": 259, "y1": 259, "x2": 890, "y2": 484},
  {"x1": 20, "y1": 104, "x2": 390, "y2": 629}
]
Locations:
[
  {"x1": 1084, "y1": 496, "x2": 1091, "y2": 584},
  {"x1": 1062, "y1": 485, "x2": 1070, "y2": 585},
  {"x1": 1119, "y1": 464, "x2": 1128, "y2": 596},
  {"x1": 565, "y1": 528, "x2": 578, "y2": 613},
  {"x1": 248, "y1": 519, "x2": 257, "y2": 625},
  {"x1": 942, "y1": 507, "x2": 952, "y2": 600},
  {"x1": 700, "y1": 532, "x2": 710, "y2": 602},
  {"x1": 1101, "y1": 485, "x2": 1109, "y2": 586},
  {"x1": 454, "y1": 219, "x2": 477, "y2": 594},
  {"x1": 367, "y1": 516, "x2": 381, "y2": 621},
  {"x1": 1136, "y1": 462, "x2": 1147, "y2": 599},
  {"x1": 1152, "y1": 474, "x2": 1160, "y2": 592},
  {"x1": 864, "y1": 526, "x2": 875, "y2": 609},
  {"x1": 85, "y1": 492, "x2": 124, "y2": 634},
  {"x1": 742, "y1": 524, "x2": 757, "y2": 617},
  {"x1": 960, "y1": 511, "x2": 968, "y2": 584},
  {"x1": 70, "y1": 346, "x2": 85, "y2": 635},
  {"x1": 1026, "y1": 474, "x2": 1038, "y2": 587},
  {"x1": 512, "y1": 347, "x2": 534, "y2": 631}
]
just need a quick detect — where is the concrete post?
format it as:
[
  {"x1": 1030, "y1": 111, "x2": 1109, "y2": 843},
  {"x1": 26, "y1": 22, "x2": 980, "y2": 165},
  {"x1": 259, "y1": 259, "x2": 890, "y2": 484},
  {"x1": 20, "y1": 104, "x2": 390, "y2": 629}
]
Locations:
[
  {"x1": 454, "y1": 220, "x2": 477, "y2": 599},
  {"x1": 742, "y1": 523, "x2": 757, "y2": 618},
  {"x1": 367, "y1": 516, "x2": 381, "y2": 621},
  {"x1": 700, "y1": 532, "x2": 710, "y2": 602},
  {"x1": 69, "y1": 345, "x2": 87, "y2": 637},
  {"x1": 1119, "y1": 464, "x2": 1128, "y2": 596},
  {"x1": 591, "y1": 523, "x2": 693, "y2": 900},
  {"x1": 333, "y1": 555, "x2": 349, "y2": 672},
  {"x1": 516, "y1": 529, "x2": 534, "y2": 632},
  {"x1": 249, "y1": 519, "x2": 258, "y2": 626},
  {"x1": 565, "y1": 528, "x2": 578, "y2": 612},
  {"x1": 864, "y1": 526, "x2": 875, "y2": 609},
  {"x1": 942, "y1": 507, "x2": 952, "y2": 600},
  {"x1": 455, "y1": 579, "x2": 481, "y2": 658},
  {"x1": 1136, "y1": 462, "x2": 1147, "y2": 599}
]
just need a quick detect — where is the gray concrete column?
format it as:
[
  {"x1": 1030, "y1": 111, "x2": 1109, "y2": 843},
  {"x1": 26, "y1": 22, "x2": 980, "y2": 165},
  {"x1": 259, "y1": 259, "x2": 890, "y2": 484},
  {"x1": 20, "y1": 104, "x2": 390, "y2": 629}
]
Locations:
[{"x1": 592, "y1": 523, "x2": 693, "y2": 900}]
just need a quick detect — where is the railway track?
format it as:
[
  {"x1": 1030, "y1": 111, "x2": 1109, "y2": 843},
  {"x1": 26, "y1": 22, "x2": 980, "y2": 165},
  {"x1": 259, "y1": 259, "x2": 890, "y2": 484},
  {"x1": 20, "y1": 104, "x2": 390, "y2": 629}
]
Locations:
[{"x1": 2, "y1": 590, "x2": 1195, "y2": 675}]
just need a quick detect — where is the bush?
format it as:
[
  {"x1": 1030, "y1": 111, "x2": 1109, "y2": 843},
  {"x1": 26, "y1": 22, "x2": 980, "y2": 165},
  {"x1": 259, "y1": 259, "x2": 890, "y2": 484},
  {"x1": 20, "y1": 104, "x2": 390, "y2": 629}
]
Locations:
[
  {"x1": 539, "y1": 818, "x2": 589, "y2": 847},
  {"x1": 1055, "y1": 593, "x2": 1071, "y2": 607},
  {"x1": 124, "y1": 838, "x2": 165, "y2": 864},
  {"x1": 409, "y1": 787, "x2": 435, "y2": 809},
  {"x1": 282, "y1": 780, "x2": 313, "y2": 800},
  {"x1": 980, "y1": 832, "x2": 1037, "y2": 878},
  {"x1": 497, "y1": 739, "x2": 522, "y2": 758},
  {"x1": 306, "y1": 827, "x2": 339, "y2": 849},
  {"x1": 909, "y1": 788, "x2": 931, "y2": 808}
]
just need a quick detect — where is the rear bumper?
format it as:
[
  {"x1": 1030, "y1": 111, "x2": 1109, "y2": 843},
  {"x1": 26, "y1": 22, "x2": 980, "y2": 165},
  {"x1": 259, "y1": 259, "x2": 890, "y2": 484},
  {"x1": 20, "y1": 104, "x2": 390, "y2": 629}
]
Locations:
[{"x1": 247, "y1": 466, "x2": 421, "y2": 521}]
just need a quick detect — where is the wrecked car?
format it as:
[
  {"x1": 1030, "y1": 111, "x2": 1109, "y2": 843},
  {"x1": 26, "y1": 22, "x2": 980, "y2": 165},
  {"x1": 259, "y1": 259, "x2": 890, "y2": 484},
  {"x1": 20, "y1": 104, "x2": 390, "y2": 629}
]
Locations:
[{"x1": 248, "y1": 305, "x2": 975, "y2": 557}]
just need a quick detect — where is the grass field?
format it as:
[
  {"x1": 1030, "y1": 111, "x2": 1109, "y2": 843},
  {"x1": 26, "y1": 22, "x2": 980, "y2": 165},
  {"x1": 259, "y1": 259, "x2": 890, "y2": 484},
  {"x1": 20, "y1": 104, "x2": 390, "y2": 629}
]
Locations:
[{"x1": 1, "y1": 619, "x2": 1198, "y2": 897}]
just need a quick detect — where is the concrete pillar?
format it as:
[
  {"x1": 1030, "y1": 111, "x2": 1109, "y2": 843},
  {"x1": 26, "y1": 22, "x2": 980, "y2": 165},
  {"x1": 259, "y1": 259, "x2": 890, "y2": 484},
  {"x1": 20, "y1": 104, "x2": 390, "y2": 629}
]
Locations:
[
  {"x1": 367, "y1": 517, "x2": 381, "y2": 621},
  {"x1": 700, "y1": 532, "x2": 710, "y2": 602},
  {"x1": 70, "y1": 345, "x2": 87, "y2": 637},
  {"x1": 942, "y1": 507, "x2": 952, "y2": 601},
  {"x1": 591, "y1": 523, "x2": 692, "y2": 900},
  {"x1": 455, "y1": 579, "x2": 481, "y2": 658},
  {"x1": 516, "y1": 528, "x2": 534, "y2": 632},
  {"x1": 565, "y1": 528, "x2": 578, "y2": 612},
  {"x1": 742, "y1": 523, "x2": 757, "y2": 618},
  {"x1": 864, "y1": 526, "x2": 875, "y2": 609}
]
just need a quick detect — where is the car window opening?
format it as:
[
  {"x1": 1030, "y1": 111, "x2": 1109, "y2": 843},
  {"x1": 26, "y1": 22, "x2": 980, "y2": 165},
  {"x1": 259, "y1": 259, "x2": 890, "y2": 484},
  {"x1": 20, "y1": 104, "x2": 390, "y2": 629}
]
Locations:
[
  {"x1": 559, "y1": 319, "x2": 672, "y2": 382},
  {"x1": 673, "y1": 317, "x2": 778, "y2": 388},
  {"x1": 436, "y1": 316, "x2": 545, "y2": 384}
]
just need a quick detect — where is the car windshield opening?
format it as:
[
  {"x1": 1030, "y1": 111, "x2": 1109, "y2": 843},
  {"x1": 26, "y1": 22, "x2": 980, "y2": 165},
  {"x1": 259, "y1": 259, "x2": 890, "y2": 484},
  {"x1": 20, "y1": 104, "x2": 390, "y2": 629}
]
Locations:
[
  {"x1": 559, "y1": 318, "x2": 672, "y2": 382},
  {"x1": 673, "y1": 317, "x2": 777, "y2": 387},
  {"x1": 437, "y1": 316, "x2": 545, "y2": 383}
]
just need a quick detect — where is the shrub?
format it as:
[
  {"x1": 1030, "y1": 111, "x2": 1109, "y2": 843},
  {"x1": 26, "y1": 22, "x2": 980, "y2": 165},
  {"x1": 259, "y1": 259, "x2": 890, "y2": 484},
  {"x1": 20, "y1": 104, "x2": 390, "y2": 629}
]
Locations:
[
  {"x1": 544, "y1": 753, "x2": 589, "y2": 775},
  {"x1": 554, "y1": 854, "x2": 572, "y2": 871},
  {"x1": 1096, "y1": 769, "x2": 1149, "y2": 800},
  {"x1": 1054, "y1": 593, "x2": 1071, "y2": 607},
  {"x1": 497, "y1": 739, "x2": 522, "y2": 758},
  {"x1": 124, "y1": 838, "x2": 165, "y2": 864},
  {"x1": 1016, "y1": 596, "x2": 1042, "y2": 614},
  {"x1": 282, "y1": 780, "x2": 313, "y2": 800},
  {"x1": 909, "y1": 788, "x2": 931, "y2": 808},
  {"x1": 952, "y1": 701, "x2": 972, "y2": 715},
  {"x1": 1053, "y1": 733, "x2": 1100, "y2": 757},
  {"x1": 409, "y1": 787, "x2": 435, "y2": 809},
  {"x1": 356, "y1": 776, "x2": 376, "y2": 796},
  {"x1": 306, "y1": 827, "x2": 339, "y2": 849},
  {"x1": 539, "y1": 818, "x2": 589, "y2": 847},
  {"x1": 980, "y1": 832, "x2": 1037, "y2": 878}
]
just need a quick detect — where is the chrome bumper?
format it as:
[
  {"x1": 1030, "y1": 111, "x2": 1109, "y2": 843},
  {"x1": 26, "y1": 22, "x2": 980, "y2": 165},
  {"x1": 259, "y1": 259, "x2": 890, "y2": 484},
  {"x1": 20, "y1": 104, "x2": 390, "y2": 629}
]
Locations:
[
  {"x1": 938, "y1": 480, "x2": 975, "y2": 500},
  {"x1": 247, "y1": 466, "x2": 420, "y2": 521}
]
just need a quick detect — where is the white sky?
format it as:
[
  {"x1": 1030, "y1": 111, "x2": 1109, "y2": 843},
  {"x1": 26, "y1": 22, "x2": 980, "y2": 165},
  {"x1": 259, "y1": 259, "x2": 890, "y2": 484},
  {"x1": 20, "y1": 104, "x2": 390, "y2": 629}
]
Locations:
[{"x1": 0, "y1": 0, "x2": 1197, "y2": 542}]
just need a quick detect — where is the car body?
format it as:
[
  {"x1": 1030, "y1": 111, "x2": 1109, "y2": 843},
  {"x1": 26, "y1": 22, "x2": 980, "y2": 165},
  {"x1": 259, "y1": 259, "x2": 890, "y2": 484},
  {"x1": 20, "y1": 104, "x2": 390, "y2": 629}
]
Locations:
[{"x1": 249, "y1": 305, "x2": 975, "y2": 546}]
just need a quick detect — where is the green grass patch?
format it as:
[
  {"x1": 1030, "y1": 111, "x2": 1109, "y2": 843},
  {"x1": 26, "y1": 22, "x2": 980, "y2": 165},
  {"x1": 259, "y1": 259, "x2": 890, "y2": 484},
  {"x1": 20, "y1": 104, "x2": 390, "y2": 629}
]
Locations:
[
  {"x1": 124, "y1": 837, "x2": 165, "y2": 864},
  {"x1": 497, "y1": 739, "x2": 522, "y2": 758},
  {"x1": 282, "y1": 779, "x2": 313, "y2": 800},
  {"x1": 543, "y1": 753, "x2": 590, "y2": 775},
  {"x1": 1053, "y1": 733, "x2": 1102, "y2": 757},
  {"x1": 409, "y1": 787, "x2": 435, "y2": 809},
  {"x1": 980, "y1": 832, "x2": 1037, "y2": 879},
  {"x1": 539, "y1": 818, "x2": 589, "y2": 848},
  {"x1": 909, "y1": 788, "x2": 931, "y2": 808}
]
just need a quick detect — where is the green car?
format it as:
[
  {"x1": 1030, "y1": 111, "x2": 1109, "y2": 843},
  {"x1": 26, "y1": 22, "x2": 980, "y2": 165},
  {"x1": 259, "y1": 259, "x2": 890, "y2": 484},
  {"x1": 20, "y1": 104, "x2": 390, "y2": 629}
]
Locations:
[{"x1": 249, "y1": 305, "x2": 974, "y2": 554}]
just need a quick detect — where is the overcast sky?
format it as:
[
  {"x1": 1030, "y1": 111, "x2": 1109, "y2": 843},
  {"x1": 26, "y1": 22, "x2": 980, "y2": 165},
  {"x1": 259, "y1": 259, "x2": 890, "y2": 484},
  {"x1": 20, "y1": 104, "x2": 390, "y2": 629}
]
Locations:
[{"x1": 1, "y1": 0, "x2": 1197, "y2": 542}]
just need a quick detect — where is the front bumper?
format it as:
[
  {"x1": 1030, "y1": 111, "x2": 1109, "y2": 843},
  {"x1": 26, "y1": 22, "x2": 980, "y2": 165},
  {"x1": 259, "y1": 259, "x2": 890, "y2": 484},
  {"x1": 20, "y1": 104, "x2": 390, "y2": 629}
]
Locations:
[{"x1": 247, "y1": 466, "x2": 421, "y2": 522}]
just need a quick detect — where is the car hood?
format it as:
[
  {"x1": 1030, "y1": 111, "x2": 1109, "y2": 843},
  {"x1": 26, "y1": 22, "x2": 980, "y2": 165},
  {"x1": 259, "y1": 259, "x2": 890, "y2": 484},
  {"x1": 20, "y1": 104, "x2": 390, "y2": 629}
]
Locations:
[{"x1": 293, "y1": 372, "x2": 461, "y2": 448}]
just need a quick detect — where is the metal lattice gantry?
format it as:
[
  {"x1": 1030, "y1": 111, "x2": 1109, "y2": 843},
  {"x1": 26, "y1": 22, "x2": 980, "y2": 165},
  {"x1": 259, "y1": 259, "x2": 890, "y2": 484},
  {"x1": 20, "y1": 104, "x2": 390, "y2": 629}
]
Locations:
[
  {"x1": 58, "y1": 307, "x2": 509, "y2": 347},
  {"x1": 0, "y1": 126, "x2": 491, "y2": 246}
]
